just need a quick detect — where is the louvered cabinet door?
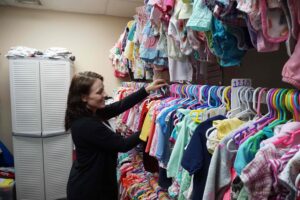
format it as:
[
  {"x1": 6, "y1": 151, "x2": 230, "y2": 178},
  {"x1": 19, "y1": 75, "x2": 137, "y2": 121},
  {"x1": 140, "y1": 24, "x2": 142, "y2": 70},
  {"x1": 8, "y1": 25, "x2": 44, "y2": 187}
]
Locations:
[
  {"x1": 43, "y1": 134, "x2": 72, "y2": 200},
  {"x1": 40, "y1": 60, "x2": 71, "y2": 136},
  {"x1": 13, "y1": 136, "x2": 45, "y2": 200},
  {"x1": 9, "y1": 59, "x2": 42, "y2": 136}
]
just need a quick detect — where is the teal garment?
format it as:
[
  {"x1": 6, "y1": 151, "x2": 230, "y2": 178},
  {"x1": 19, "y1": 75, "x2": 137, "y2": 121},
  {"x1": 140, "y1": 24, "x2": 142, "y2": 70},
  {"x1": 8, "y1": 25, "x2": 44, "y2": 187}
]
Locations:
[
  {"x1": 167, "y1": 109, "x2": 198, "y2": 178},
  {"x1": 211, "y1": 17, "x2": 246, "y2": 67},
  {"x1": 168, "y1": 179, "x2": 180, "y2": 198},
  {"x1": 237, "y1": 186, "x2": 249, "y2": 200},
  {"x1": 169, "y1": 114, "x2": 184, "y2": 142},
  {"x1": 178, "y1": 169, "x2": 192, "y2": 200},
  {"x1": 167, "y1": 109, "x2": 191, "y2": 178},
  {"x1": 127, "y1": 21, "x2": 136, "y2": 41},
  {"x1": 187, "y1": 0, "x2": 212, "y2": 31},
  {"x1": 169, "y1": 109, "x2": 189, "y2": 141},
  {"x1": 216, "y1": 0, "x2": 230, "y2": 6},
  {"x1": 234, "y1": 127, "x2": 274, "y2": 175}
]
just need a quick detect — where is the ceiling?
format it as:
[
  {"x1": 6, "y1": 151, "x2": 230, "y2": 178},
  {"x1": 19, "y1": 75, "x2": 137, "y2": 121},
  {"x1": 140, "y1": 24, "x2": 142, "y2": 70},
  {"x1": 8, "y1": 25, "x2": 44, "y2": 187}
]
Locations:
[{"x1": 0, "y1": 0, "x2": 144, "y2": 17}]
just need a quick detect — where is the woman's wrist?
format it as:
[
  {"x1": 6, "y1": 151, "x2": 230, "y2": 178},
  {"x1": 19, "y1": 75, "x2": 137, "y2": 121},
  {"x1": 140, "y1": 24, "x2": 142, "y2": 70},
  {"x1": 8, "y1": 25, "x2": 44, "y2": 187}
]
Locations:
[
  {"x1": 145, "y1": 85, "x2": 151, "y2": 94},
  {"x1": 145, "y1": 79, "x2": 167, "y2": 94}
]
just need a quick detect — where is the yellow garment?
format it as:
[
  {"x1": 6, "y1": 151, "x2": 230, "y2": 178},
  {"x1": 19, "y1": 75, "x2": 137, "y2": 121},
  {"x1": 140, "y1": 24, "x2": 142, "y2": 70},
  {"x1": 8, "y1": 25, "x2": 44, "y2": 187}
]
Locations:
[
  {"x1": 178, "y1": 1, "x2": 193, "y2": 19},
  {"x1": 139, "y1": 101, "x2": 157, "y2": 141},
  {"x1": 124, "y1": 20, "x2": 136, "y2": 61},
  {"x1": 213, "y1": 118, "x2": 244, "y2": 140},
  {"x1": 0, "y1": 178, "x2": 14, "y2": 188},
  {"x1": 127, "y1": 20, "x2": 134, "y2": 29},
  {"x1": 124, "y1": 41, "x2": 134, "y2": 61},
  {"x1": 181, "y1": 0, "x2": 192, "y2": 4}
]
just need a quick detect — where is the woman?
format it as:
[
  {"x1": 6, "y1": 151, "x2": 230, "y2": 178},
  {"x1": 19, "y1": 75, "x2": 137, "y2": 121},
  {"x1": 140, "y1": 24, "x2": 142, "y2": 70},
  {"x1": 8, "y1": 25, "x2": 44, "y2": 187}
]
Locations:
[{"x1": 65, "y1": 71, "x2": 167, "y2": 200}]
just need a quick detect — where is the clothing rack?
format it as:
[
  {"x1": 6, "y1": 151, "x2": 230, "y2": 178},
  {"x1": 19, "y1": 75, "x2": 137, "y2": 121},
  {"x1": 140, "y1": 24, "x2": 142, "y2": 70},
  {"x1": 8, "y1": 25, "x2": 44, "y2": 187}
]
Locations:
[{"x1": 116, "y1": 81, "x2": 300, "y2": 200}]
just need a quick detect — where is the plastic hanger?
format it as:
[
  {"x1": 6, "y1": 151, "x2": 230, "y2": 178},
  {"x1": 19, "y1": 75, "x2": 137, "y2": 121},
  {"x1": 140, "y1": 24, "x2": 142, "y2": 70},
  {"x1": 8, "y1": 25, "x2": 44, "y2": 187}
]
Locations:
[
  {"x1": 226, "y1": 121, "x2": 254, "y2": 152},
  {"x1": 265, "y1": 88, "x2": 288, "y2": 129},
  {"x1": 189, "y1": 86, "x2": 209, "y2": 122},
  {"x1": 205, "y1": 126, "x2": 218, "y2": 141},
  {"x1": 191, "y1": 85, "x2": 222, "y2": 122},
  {"x1": 239, "y1": 89, "x2": 289, "y2": 146},
  {"x1": 292, "y1": 90, "x2": 300, "y2": 121},
  {"x1": 254, "y1": 88, "x2": 279, "y2": 130},
  {"x1": 285, "y1": 90, "x2": 296, "y2": 121},
  {"x1": 230, "y1": 88, "x2": 276, "y2": 146},
  {"x1": 205, "y1": 86, "x2": 227, "y2": 118},
  {"x1": 176, "y1": 85, "x2": 191, "y2": 105},
  {"x1": 252, "y1": 87, "x2": 268, "y2": 118},
  {"x1": 245, "y1": 88, "x2": 273, "y2": 133},
  {"x1": 205, "y1": 86, "x2": 231, "y2": 142},
  {"x1": 215, "y1": 86, "x2": 228, "y2": 115},
  {"x1": 221, "y1": 86, "x2": 231, "y2": 111},
  {"x1": 229, "y1": 86, "x2": 247, "y2": 118},
  {"x1": 226, "y1": 86, "x2": 245, "y2": 118},
  {"x1": 252, "y1": 87, "x2": 262, "y2": 116},
  {"x1": 187, "y1": 85, "x2": 202, "y2": 109},
  {"x1": 186, "y1": 85, "x2": 198, "y2": 106},
  {"x1": 235, "y1": 87, "x2": 256, "y2": 120},
  {"x1": 194, "y1": 85, "x2": 210, "y2": 109}
]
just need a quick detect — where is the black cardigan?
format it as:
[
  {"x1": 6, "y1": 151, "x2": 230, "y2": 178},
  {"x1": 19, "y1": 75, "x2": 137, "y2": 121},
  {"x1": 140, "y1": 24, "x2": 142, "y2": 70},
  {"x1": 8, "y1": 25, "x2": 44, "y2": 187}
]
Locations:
[{"x1": 67, "y1": 87, "x2": 149, "y2": 200}]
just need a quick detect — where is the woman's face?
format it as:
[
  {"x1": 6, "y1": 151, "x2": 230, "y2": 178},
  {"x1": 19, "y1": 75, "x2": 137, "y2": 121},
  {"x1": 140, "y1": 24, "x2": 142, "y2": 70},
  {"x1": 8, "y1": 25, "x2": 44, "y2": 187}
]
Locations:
[{"x1": 82, "y1": 78, "x2": 106, "y2": 113}]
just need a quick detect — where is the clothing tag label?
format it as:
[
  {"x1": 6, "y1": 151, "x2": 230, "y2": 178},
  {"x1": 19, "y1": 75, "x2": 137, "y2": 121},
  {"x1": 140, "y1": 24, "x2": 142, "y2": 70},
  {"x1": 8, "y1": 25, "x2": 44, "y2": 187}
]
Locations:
[
  {"x1": 231, "y1": 79, "x2": 252, "y2": 111},
  {"x1": 231, "y1": 79, "x2": 251, "y2": 88}
]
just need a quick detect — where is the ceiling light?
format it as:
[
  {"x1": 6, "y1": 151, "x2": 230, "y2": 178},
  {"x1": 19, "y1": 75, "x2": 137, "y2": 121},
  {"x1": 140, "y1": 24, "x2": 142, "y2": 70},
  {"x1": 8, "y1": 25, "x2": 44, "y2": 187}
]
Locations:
[{"x1": 15, "y1": 0, "x2": 42, "y2": 6}]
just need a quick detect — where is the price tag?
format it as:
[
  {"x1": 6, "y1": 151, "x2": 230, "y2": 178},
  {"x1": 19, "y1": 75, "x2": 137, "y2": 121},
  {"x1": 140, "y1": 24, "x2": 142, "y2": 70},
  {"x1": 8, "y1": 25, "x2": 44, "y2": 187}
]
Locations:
[{"x1": 231, "y1": 79, "x2": 252, "y2": 88}]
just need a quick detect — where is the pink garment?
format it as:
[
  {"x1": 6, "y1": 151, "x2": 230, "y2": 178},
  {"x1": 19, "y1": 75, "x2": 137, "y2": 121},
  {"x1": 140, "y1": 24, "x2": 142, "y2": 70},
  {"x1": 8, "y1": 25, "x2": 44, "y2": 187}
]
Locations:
[
  {"x1": 260, "y1": 0, "x2": 289, "y2": 43},
  {"x1": 135, "y1": 6, "x2": 148, "y2": 44},
  {"x1": 150, "y1": 5, "x2": 163, "y2": 27},
  {"x1": 122, "y1": 109, "x2": 131, "y2": 124},
  {"x1": 261, "y1": 122, "x2": 300, "y2": 147},
  {"x1": 268, "y1": 144, "x2": 300, "y2": 189},
  {"x1": 282, "y1": 32, "x2": 300, "y2": 89},
  {"x1": 143, "y1": 37, "x2": 159, "y2": 49},
  {"x1": 148, "y1": 0, "x2": 163, "y2": 7},
  {"x1": 257, "y1": 31, "x2": 280, "y2": 52},
  {"x1": 126, "y1": 105, "x2": 139, "y2": 131},
  {"x1": 164, "y1": 0, "x2": 174, "y2": 12},
  {"x1": 222, "y1": 187, "x2": 231, "y2": 200},
  {"x1": 149, "y1": 123, "x2": 160, "y2": 157},
  {"x1": 240, "y1": 145, "x2": 285, "y2": 200},
  {"x1": 222, "y1": 167, "x2": 237, "y2": 200}
]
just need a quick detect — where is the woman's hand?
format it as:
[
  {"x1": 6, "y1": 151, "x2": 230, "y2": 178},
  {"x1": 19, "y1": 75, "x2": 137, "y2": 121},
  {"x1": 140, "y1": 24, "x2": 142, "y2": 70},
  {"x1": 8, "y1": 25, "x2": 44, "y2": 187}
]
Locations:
[{"x1": 145, "y1": 79, "x2": 168, "y2": 94}]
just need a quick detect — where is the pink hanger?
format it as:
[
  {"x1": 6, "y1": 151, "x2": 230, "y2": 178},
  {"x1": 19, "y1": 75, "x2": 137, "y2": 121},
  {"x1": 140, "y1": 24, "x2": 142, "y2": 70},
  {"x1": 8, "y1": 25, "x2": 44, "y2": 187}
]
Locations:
[{"x1": 273, "y1": 129, "x2": 300, "y2": 146}]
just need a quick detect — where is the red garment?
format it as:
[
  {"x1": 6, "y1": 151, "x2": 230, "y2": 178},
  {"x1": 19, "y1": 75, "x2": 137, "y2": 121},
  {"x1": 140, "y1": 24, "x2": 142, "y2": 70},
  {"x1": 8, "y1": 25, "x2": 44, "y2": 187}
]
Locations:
[
  {"x1": 138, "y1": 100, "x2": 149, "y2": 130},
  {"x1": 223, "y1": 167, "x2": 237, "y2": 200}
]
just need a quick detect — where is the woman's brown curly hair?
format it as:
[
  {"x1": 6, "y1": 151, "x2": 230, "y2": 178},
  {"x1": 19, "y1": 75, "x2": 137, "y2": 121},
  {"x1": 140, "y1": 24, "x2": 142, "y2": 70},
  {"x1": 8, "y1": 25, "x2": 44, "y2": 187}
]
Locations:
[{"x1": 65, "y1": 71, "x2": 103, "y2": 130}]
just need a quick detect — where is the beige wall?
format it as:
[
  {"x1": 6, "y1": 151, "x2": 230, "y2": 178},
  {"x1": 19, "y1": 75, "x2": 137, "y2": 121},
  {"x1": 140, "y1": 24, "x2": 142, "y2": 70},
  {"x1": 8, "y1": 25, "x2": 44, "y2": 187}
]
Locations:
[{"x1": 0, "y1": 6, "x2": 130, "y2": 152}]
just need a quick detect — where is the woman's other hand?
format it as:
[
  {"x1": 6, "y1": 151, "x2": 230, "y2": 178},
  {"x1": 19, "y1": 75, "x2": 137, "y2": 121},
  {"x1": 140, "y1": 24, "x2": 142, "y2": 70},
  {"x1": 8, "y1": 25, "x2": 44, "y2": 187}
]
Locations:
[{"x1": 145, "y1": 79, "x2": 168, "y2": 93}]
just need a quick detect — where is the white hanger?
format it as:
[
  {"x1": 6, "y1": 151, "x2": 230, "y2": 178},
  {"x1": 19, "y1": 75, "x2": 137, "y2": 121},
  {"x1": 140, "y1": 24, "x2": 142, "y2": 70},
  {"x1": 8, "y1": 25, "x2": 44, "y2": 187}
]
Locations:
[
  {"x1": 226, "y1": 86, "x2": 245, "y2": 118},
  {"x1": 235, "y1": 87, "x2": 256, "y2": 120},
  {"x1": 252, "y1": 87, "x2": 262, "y2": 116}
]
